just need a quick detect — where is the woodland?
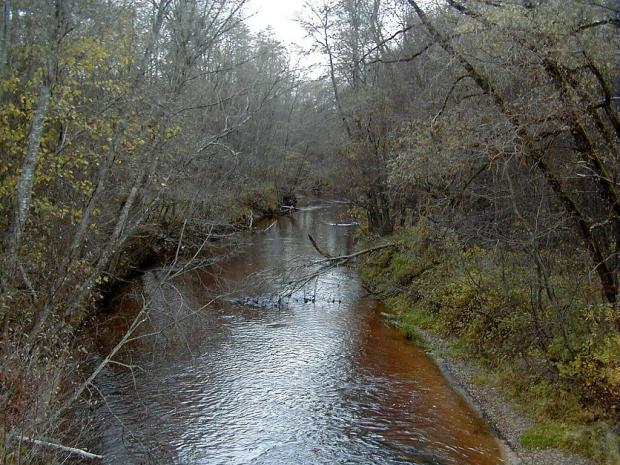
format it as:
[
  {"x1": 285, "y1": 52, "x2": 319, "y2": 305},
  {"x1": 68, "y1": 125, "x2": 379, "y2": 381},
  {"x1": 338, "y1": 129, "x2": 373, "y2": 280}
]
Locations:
[{"x1": 0, "y1": 0, "x2": 619, "y2": 463}]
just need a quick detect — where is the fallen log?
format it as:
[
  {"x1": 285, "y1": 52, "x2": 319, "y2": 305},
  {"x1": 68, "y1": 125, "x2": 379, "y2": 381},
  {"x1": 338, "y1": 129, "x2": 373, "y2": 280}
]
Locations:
[{"x1": 7, "y1": 433, "x2": 103, "y2": 461}]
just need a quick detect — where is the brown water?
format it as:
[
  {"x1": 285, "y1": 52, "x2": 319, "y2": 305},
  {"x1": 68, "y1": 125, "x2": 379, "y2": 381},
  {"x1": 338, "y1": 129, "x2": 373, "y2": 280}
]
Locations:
[{"x1": 96, "y1": 202, "x2": 504, "y2": 465}]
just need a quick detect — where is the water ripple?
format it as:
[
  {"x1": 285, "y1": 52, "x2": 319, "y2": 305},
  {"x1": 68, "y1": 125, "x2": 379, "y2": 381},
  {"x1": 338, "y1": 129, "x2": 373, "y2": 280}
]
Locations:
[{"x1": 96, "y1": 206, "x2": 503, "y2": 465}]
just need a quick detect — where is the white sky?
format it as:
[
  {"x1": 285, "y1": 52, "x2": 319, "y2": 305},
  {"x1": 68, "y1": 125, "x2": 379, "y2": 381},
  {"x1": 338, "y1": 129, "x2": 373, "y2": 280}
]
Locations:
[
  {"x1": 245, "y1": 0, "x2": 325, "y2": 73},
  {"x1": 244, "y1": 0, "x2": 428, "y2": 75},
  {"x1": 246, "y1": 0, "x2": 310, "y2": 48}
]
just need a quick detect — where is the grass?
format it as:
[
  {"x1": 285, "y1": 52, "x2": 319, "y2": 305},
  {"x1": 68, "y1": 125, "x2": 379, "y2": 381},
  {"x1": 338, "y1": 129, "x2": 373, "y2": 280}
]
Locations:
[
  {"x1": 520, "y1": 421, "x2": 575, "y2": 449},
  {"x1": 520, "y1": 421, "x2": 620, "y2": 464}
]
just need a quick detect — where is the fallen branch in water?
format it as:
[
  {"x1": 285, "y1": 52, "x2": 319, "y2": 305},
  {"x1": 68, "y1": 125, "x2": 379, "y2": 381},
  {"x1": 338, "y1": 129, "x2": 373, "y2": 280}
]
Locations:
[
  {"x1": 280, "y1": 205, "x2": 298, "y2": 213},
  {"x1": 308, "y1": 234, "x2": 333, "y2": 258},
  {"x1": 7, "y1": 433, "x2": 103, "y2": 461},
  {"x1": 263, "y1": 220, "x2": 277, "y2": 232},
  {"x1": 308, "y1": 234, "x2": 397, "y2": 263},
  {"x1": 322, "y1": 243, "x2": 398, "y2": 262},
  {"x1": 323, "y1": 221, "x2": 360, "y2": 227},
  {"x1": 264, "y1": 237, "x2": 400, "y2": 297}
]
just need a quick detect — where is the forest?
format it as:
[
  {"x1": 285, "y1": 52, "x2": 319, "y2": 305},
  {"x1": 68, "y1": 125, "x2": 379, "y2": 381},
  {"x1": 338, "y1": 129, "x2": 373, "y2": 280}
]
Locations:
[{"x1": 0, "y1": 0, "x2": 619, "y2": 464}]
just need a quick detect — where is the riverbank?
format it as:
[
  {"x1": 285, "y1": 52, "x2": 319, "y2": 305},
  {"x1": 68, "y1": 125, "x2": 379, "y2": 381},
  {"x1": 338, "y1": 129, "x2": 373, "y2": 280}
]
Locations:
[
  {"x1": 358, "y1": 221, "x2": 620, "y2": 465},
  {"x1": 413, "y1": 328, "x2": 594, "y2": 465},
  {"x1": 99, "y1": 184, "x2": 293, "y2": 303}
]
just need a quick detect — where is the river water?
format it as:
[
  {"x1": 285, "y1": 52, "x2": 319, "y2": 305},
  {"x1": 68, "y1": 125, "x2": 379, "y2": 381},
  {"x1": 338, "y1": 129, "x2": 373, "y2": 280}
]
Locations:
[{"x1": 95, "y1": 202, "x2": 504, "y2": 465}]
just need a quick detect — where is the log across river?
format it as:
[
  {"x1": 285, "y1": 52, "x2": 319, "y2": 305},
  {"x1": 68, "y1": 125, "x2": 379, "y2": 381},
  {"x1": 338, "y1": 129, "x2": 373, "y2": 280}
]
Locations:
[{"x1": 95, "y1": 202, "x2": 505, "y2": 465}]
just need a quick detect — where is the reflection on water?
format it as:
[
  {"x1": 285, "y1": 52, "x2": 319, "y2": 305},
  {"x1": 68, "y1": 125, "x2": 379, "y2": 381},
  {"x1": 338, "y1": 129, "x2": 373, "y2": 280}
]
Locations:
[{"x1": 96, "y1": 203, "x2": 504, "y2": 465}]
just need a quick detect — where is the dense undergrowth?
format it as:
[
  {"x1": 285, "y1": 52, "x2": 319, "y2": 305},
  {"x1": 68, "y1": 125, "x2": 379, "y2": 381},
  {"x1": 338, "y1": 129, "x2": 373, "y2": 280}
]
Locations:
[{"x1": 358, "y1": 220, "x2": 620, "y2": 464}]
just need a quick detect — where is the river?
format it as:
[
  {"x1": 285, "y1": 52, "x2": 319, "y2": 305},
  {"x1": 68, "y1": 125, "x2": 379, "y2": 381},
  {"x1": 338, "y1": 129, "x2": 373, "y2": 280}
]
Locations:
[{"x1": 95, "y1": 202, "x2": 504, "y2": 465}]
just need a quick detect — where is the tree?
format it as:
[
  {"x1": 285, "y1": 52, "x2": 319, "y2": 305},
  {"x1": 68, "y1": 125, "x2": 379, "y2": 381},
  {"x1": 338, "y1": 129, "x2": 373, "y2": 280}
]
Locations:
[
  {"x1": 300, "y1": 0, "x2": 413, "y2": 235},
  {"x1": 398, "y1": 0, "x2": 620, "y2": 304}
]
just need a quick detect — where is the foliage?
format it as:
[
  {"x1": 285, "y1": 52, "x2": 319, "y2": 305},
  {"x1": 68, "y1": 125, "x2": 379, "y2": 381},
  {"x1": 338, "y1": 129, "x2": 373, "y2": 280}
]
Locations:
[
  {"x1": 521, "y1": 421, "x2": 620, "y2": 465},
  {"x1": 359, "y1": 221, "x2": 620, "y2": 461},
  {"x1": 2, "y1": 0, "x2": 620, "y2": 462}
]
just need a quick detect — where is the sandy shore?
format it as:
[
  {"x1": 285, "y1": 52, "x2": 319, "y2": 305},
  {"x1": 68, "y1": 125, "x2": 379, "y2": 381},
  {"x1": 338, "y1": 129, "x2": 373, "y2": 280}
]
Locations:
[{"x1": 421, "y1": 331, "x2": 595, "y2": 465}]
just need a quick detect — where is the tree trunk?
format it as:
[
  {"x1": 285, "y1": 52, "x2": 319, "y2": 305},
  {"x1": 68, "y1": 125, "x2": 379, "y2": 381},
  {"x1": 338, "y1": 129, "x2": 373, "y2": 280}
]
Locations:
[
  {"x1": 324, "y1": 17, "x2": 353, "y2": 138},
  {"x1": 367, "y1": 188, "x2": 393, "y2": 236},
  {"x1": 4, "y1": 83, "x2": 51, "y2": 275},
  {"x1": 0, "y1": 0, "x2": 10, "y2": 80},
  {"x1": 63, "y1": 177, "x2": 143, "y2": 319},
  {"x1": 137, "y1": 0, "x2": 171, "y2": 83},
  {"x1": 28, "y1": 134, "x2": 119, "y2": 339},
  {"x1": 614, "y1": 0, "x2": 620, "y2": 330}
]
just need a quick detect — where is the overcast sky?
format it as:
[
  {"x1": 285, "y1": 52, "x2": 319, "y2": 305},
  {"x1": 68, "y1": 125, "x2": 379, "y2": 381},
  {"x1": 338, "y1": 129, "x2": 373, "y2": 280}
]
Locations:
[
  {"x1": 246, "y1": 0, "x2": 309, "y2": 47},
  {"x1": 245, "y1": 0, "x2": 325, "y2": 73},
  {"x1": 243, "y1": 0, "x2": 424, "y2": 75}
]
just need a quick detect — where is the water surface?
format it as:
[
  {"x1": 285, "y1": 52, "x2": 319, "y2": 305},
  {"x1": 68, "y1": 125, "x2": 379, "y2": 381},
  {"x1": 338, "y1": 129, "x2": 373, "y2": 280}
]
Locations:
[{"x1": 96, "y1": 203, "x2": 504, "y2": 465}]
